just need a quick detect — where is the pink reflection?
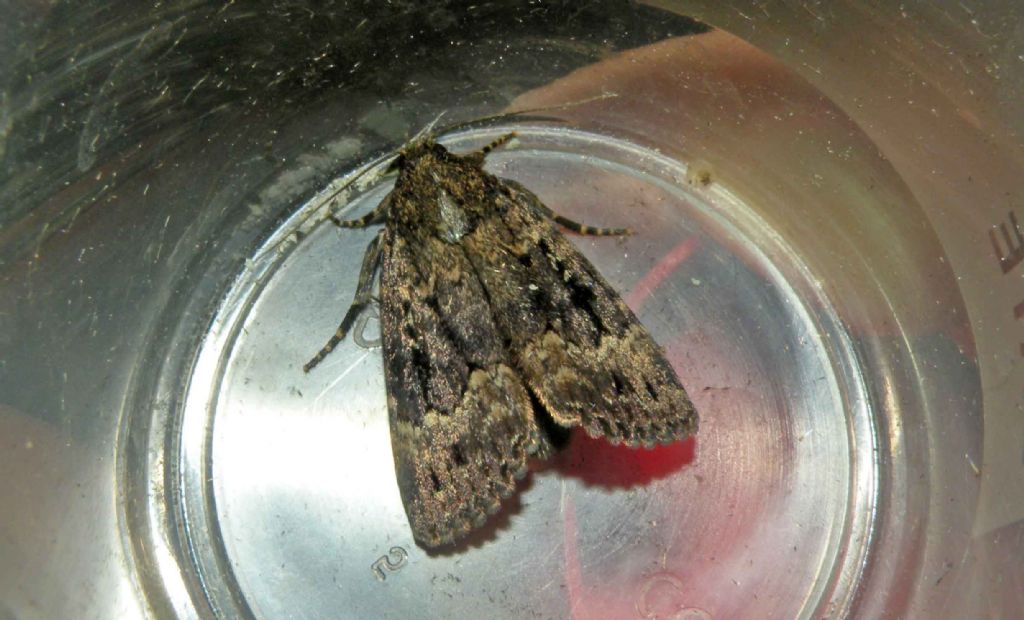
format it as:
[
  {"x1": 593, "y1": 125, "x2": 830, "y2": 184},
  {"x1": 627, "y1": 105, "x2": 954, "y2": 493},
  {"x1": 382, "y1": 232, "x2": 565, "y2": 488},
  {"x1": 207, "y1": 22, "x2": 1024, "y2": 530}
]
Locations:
[
  {"x1": 625, "y1": 236, "x2": 701, "y2": 313},
  {"x1": 550, "y1": 432, "x2": 697, "y2": 488}
]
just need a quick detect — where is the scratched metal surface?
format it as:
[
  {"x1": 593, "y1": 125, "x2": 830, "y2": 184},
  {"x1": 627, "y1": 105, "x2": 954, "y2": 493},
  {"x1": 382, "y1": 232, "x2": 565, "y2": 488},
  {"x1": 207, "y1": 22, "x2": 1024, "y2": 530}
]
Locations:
[{"x1": 3, "y1": 2, "x2": 1024, "y2": 619}]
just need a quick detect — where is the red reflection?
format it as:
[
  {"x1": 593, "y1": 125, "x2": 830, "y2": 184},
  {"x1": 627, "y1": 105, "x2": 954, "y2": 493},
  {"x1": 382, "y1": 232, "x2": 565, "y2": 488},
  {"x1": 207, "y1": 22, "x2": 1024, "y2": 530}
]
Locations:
[
  {"x1": 551, "y1": 432, "x2": 697, "y2": 488},
  {"x1": 625, "y1": 236, "x2": 701, "y2": 313}
]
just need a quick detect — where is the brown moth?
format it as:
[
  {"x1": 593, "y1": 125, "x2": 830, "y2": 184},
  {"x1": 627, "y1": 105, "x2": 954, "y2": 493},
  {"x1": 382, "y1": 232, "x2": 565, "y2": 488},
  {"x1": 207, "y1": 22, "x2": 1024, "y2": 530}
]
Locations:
[{"x1": 304, "y1": 129, "x2": 697, "y2": 547}]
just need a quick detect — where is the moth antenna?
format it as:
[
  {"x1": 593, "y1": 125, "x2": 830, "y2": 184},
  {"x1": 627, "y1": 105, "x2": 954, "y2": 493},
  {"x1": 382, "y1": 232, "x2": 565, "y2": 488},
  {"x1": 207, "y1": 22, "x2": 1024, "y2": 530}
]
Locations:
[
  {"x1": 319, "y1": 153, "x2": 396, "y2": 212},
  {"x1": 431, "y1": 92, "x2": 619, "y2": 138},
  {"x1": 503, "y1": 91, "x2": 619, "y2": 118},
  {"x1": 411, "y1": 111, "x2": 448, "y2": 143}
]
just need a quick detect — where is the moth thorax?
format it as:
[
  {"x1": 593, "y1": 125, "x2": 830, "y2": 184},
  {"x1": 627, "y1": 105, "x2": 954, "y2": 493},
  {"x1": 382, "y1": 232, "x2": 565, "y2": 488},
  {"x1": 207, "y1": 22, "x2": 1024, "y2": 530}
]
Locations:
[{"x1": 437, "y1": 187, "x2": 470, "y2": 243}]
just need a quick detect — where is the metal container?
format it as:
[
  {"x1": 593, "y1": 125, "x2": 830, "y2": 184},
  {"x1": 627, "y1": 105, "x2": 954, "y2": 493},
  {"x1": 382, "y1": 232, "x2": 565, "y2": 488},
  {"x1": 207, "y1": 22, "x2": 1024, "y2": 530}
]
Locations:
[{"x1": 2, "y1": 2, "x2": 1022, "y2": 618}]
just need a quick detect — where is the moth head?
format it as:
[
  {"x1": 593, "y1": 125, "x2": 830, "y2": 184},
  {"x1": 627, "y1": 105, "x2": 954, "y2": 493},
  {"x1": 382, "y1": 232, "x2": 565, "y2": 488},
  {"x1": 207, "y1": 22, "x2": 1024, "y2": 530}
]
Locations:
[
  {"x1": 391, "y1": 139, "x2": 456, "y2": 179},
  {"x1": 386, "y1": 152, "x2": 406, "y2": 173}
]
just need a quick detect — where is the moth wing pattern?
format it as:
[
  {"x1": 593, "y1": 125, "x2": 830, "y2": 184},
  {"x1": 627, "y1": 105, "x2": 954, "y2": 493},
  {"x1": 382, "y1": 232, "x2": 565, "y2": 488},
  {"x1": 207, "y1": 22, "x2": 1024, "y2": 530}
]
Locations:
[
  {"x1": 378, "y1": 225, "x2": 549, "y2": 547},
  {"x1": 460, "y1": 179, "x2": 698, "y2": 448}
]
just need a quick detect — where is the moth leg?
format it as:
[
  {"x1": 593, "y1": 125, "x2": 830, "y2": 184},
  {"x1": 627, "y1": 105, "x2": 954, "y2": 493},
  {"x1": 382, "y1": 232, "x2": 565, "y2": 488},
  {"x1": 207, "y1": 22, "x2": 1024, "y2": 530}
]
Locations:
[
  {"x1": 465, "y1": 132, "x2": 518, "y2": 165},
  {"x1": 329, "y1": 192, "x2": 392, "y2": 229},
  {"x1": 548, "y1": 212, "x2": 632, "y2": 237},
  {"x1": 329, "y1": 205, "x2": 385, "y2": 229},
  {"x1": 503, "y1": 178, "x2": 632, "y2": 236},
  {"x1": 303, "y1": 230, "x2": 385, "y2": 373}
]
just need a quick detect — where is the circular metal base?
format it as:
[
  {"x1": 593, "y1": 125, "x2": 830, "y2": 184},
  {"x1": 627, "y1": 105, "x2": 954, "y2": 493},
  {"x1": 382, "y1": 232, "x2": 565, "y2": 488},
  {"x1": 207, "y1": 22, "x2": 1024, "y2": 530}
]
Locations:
[{"x1": 161, "y1": 127, "x2": 874, "y2": 618}]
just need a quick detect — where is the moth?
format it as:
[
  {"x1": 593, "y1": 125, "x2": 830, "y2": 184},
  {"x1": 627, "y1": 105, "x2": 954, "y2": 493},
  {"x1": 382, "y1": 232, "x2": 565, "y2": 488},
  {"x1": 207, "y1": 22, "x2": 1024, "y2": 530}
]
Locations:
[{"x1": 304, "y1": 128, "x2": 698, "y2": 548}]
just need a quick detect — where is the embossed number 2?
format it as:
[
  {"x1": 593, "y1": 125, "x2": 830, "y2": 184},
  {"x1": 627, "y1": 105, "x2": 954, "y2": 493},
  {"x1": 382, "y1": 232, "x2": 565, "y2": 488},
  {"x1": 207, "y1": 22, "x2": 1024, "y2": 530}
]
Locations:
[{"x1": 370, "y1": 546, "x2": 408, "y2": 581}]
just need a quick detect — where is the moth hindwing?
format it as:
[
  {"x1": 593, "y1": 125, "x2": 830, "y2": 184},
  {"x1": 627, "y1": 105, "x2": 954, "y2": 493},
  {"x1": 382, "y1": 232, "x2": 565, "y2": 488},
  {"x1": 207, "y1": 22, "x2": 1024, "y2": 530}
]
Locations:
[{"x1": 304, "y1": 131, "x2": 698, "y2": 548}]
